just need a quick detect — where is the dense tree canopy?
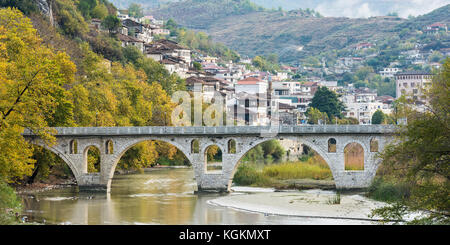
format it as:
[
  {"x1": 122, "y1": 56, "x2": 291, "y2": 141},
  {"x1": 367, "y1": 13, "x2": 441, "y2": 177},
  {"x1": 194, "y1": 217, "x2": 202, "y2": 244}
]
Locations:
[
  {"x1": 371, "y1": 110, "x2": 386, "y2": 124},
  {"x1": 0, "y1": 8, "x2": 76, "y2": 182},
  {"x1": 128, "y1": 3, "x2": 143, "y2": 18},
  {"x1": 309, "y1": 87, "x2": 345, "y2": 119}
]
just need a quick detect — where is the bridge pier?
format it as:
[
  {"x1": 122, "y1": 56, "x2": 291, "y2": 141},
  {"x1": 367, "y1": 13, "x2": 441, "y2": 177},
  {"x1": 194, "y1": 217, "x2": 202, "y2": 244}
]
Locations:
[{"x1": 77, "y1": 173, "x2": 109, "y2": 192}]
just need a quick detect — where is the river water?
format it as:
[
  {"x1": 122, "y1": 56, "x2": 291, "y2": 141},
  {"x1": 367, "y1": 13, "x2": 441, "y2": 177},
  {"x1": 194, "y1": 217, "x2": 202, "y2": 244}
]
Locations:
[{"x1": 20, "y1": 168, "x2": 382, "y2": 225}]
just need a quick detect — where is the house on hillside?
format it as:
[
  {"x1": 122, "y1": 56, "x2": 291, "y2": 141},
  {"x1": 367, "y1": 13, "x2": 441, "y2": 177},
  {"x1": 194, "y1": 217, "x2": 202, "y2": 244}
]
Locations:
[
  {"x1": 379, "y1": 67, "x2": 402, "y2": 78},
  {"x1": 145, "y1": 39, "x2": 191, "y2": 66},
  {"x1": 424, "y1": 22, "x2": 448, "y2": 34},
  {"x1": 160, "y1": 56, "x2": 189, "y2": 78},
  {"x1": 235, "y1": 77, "x2": 268, "y2": 94},
  {"x1": 122, "y1": 19, "x2": 152, "y2": 43},
  {"x1": 118, "y1": 34, "x2": 145, "y2": 52},
  {"x1": 341, "y1": 87, "x2": 392, "y2": 125},
  {"x1": 117, "y1": 9, "x2": 129, "y2": 20},
  {"x1": 355, "y1": 42, "x2": 375, "y2": 50}
]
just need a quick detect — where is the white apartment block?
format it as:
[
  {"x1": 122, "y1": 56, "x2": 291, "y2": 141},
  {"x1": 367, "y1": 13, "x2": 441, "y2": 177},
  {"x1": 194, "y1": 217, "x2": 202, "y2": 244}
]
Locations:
[{"x1": 395, "y1": 71, "x2": 433, "y2": 104}]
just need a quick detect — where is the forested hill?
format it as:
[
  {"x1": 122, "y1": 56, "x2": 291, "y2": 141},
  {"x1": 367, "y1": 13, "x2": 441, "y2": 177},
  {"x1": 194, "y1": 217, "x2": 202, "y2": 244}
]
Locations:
[
  {"x1": 150, "y1": 1, "x2": 449, "y2": 63},
  {"x1": 151, "y1": 0, "x2": 267, "y2": 29}
]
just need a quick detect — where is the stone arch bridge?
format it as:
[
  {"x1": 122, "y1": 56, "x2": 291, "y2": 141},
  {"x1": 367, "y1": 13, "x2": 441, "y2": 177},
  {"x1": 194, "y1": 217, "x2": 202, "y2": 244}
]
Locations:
[{"x1": 23, "y1": 125, "x2": 397, "y2": 192}]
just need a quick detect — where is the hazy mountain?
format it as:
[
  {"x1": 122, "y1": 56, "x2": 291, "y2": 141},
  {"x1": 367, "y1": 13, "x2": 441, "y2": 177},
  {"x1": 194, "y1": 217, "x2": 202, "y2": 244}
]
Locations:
[
  {"x1": 252, "y1": 0, "x2": 450, "y2": 18},
  {"x1": 149, "y1": 1, "x2": 449, "y2": 63},
  {"x1": 110, "y1": 0, "x2": 450, "y2": 18}
]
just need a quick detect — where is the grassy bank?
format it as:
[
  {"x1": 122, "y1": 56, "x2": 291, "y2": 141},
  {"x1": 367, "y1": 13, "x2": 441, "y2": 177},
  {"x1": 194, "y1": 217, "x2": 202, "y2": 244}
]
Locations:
[{"x1": 233, "y1": 155, "x2": 334, "y2": 189}]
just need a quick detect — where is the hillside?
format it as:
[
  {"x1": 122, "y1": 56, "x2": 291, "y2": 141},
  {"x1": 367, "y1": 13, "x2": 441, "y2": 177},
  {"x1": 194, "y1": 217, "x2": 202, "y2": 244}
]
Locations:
[{"x1": 150, "y1": 1, "x2": 449, "y2": 63}]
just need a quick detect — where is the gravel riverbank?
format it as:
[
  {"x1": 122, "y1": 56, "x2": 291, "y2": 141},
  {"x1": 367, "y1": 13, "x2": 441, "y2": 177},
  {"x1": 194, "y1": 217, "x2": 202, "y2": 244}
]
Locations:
[{"x1": 208, "y1": 187, "x2": 388, "y2": 222}]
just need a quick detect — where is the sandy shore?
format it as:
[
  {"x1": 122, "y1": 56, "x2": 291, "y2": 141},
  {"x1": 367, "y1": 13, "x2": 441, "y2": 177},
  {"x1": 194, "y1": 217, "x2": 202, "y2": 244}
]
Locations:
[{"x1": 208, "y1": 187, "x2": 388, "y2": 222}]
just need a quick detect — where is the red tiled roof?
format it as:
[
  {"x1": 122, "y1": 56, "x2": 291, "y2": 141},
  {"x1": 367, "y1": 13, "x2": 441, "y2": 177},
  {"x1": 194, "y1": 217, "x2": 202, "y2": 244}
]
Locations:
[{"x1": 237, "y1": 77, "x2": 263, "y2": 85}]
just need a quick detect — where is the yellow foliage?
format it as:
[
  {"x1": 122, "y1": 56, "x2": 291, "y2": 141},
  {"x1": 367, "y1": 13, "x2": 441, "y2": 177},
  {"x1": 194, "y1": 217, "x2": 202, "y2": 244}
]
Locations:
[{"x1": 0, "y1": 8, "x2": 76, "y2": 181}]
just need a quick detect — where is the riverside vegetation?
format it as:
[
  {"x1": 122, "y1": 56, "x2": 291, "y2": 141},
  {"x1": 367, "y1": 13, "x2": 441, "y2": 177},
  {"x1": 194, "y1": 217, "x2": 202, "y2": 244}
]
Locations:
[{"x1": 233, "y1": 143, "x2": 334, "y2": 189}]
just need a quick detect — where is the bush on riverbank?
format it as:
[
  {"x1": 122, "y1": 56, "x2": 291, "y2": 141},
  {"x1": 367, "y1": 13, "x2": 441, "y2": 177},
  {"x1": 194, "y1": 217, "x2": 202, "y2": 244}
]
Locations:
[
  {"x1": 0, "y1": 181, "x2": 21, "y2": 225},
  {"x1": 367, "y1": 177, "x2": 412, "y2": 203},
  {"x1": 233, "y1": 164, "x2": 273, "y2": 186}
]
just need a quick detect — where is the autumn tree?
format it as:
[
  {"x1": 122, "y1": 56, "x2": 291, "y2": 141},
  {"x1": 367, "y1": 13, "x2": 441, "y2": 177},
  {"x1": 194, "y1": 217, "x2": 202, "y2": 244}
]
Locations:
[
  {"x1": 0, "y1": 8, "x2": 76, "y2": 182},
  {"x1": 305, "y1": 107, "x2": 329, "y2": 124}
]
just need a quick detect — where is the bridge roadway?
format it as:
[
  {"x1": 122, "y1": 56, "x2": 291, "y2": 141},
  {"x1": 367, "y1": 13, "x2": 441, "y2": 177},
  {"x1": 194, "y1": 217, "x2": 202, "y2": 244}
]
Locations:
[{"x1": 23, "y1": 125, "x2": 398, "y2": 192}]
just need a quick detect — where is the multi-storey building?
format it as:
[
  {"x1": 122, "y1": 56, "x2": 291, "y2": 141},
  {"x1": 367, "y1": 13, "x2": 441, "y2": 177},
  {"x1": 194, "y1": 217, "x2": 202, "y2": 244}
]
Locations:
[{"x1": 395, "y1": 71, "x2": 433, "y2": 105}]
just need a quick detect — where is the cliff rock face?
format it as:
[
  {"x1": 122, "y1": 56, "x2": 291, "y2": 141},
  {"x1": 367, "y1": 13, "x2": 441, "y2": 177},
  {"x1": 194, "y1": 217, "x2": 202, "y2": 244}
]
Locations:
[{"x1": 34, "y1": 0, "x2": 53, "y2": 25}]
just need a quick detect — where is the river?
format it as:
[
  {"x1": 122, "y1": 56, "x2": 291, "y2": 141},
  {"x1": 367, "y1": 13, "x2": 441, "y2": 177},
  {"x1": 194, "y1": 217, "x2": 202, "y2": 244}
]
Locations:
[{"x1": 20, "y1": 168, "x2": 386, "y2": 225}]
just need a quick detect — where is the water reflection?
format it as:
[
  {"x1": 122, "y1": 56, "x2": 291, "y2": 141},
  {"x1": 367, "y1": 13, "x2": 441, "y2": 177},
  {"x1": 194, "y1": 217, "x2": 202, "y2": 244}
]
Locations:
[{"x1": 20, "y1": 168, "x2": 374, "y2": 225}]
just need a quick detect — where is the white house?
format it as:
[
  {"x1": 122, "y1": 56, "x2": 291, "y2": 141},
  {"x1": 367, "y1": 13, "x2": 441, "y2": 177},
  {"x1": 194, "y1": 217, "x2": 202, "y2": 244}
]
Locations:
[
  {"x1": 379, "y1": 67, "x2": 401, "y2": 78},
  {"x1": 235, "y1": 77, "x2": 268, "y2": 94}
]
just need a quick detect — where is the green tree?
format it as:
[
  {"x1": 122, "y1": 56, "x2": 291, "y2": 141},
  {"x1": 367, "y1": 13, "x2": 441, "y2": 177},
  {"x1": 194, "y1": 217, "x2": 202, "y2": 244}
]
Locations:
[
  {"x1": 306, "y1": 107, "x2": 329, "y2": 124},
  {"x1": 371, "y1": 110, "x2": 385, "y2": 124},
  {"x1": 128, "y1": 3, "x2": 143, "y2": 18},
  {"x1": 310, "y1": 87, "x2": 345, "y2": 119},
  {"x1": 101, "y1": 14, "x2": 120, "y2": 34},
  {"x1": 0, "y1": 181, "x2": 20, "y2": 224},
  {"x1": 193, "y1": 61, "x2": 202, "y2": 71},
  {"x1": 0, "y1": 0, "x2": 36, "y2": 15}
]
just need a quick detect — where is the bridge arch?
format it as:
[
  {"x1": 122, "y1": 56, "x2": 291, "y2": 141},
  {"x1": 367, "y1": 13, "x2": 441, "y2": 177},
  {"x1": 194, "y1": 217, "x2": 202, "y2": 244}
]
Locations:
[
  {"x1": 227, "y1": 136, "x2": 337, "y2": 191},
  {"x1": 28, "y1": 140, "x2": 81, "y2": 184},
  {"x1": 104, "y1": 137, "x2": 193, "y2": 190}
]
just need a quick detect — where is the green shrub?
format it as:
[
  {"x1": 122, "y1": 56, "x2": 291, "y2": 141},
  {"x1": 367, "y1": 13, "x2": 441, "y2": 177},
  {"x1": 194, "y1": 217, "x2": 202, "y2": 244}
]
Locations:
[
  {"x1": 233, "y1": 164, "x2": 272, "y2": 186},
  {"x1": 0, "y1": 181, "x2": 20, "y2": 225},
  {"x1": 367, "y1": 177, "x2": 411, "y2": 203}
]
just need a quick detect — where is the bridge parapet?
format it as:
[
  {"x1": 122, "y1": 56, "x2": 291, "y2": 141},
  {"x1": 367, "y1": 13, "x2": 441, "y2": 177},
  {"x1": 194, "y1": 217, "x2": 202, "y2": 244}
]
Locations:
[{"x1": 23, "y1": 125, "x2": 399, "y2": 137}]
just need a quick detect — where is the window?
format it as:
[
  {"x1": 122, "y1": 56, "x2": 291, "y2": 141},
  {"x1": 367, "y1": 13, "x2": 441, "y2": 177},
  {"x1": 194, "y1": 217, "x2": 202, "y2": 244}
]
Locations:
[
  {"x1": 70, "y1": 140, "x2": 78, "y2": 154},
  {"x1": 328, "y1": 138, "x2": 337, "y2": 153},
  {"x1": 228, "y1": 139, "x2": 236, "y2": 154},
  {"x1": 106, "y1": 140, "x2": 114, "y2": 154},
  {"x1": 191, "y1": 139, "x2": 200, "y2": 153},
  {"x1": 370, "y1": 138, "x2": 378, "y2": 152}
]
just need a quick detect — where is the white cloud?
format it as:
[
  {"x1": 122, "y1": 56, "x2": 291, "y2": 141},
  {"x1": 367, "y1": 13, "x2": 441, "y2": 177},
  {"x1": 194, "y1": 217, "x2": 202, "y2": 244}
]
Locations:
[{"x1": 313, "y1": 0, "x2": 449, "y2": 18}]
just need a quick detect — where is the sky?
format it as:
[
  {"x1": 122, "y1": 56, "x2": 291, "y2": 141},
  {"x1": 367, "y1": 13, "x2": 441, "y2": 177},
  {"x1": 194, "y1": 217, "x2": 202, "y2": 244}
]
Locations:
[{"x1": 252, "y1": 0, "x2": 450, "y2": 18}]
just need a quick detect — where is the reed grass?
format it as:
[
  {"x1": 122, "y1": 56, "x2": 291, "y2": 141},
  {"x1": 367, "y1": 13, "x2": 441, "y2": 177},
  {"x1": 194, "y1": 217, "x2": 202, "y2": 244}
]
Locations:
[{"x1": 233, "y1": 154, "x2": 333, "y2": 187}]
